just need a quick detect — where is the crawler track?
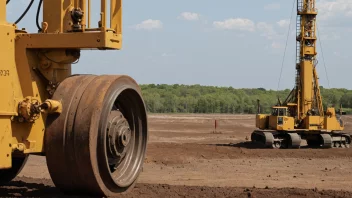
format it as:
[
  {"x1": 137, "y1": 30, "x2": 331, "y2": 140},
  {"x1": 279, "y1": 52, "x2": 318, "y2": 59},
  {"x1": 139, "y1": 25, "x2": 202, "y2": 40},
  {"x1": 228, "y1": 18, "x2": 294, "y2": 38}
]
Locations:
[{"x1": 251, "y1": 130, "x2": 351, "y2": 149}]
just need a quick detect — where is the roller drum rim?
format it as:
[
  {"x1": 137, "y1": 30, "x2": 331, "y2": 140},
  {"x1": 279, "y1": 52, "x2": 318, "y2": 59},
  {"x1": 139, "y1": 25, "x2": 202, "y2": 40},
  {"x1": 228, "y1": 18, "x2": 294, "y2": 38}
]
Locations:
[{"x1": 45, "y1": 75, "x2": 148, "y2": 196}]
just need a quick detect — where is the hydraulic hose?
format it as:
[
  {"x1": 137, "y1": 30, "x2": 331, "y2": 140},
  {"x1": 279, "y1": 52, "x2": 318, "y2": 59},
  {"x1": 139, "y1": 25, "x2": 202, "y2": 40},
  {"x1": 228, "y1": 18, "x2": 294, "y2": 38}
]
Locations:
[
  {"x1": 14, "y1": 0, "x2": 34, "y2": 24},
  {"x1": 36, "y1": 0, "x2": 43, "y2": 31}
]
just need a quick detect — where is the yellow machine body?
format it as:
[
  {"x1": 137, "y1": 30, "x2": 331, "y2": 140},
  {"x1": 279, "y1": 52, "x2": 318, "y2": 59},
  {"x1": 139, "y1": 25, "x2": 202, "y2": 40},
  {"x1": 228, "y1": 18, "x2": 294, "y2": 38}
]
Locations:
[
  {"x1": 256, "y1": 114, "x2": 269, "y2": 129},
  {"x1": 256, "y1": 107, "x2": 295, "y2": 131},
  {"x1": 0, "y1": 0, "x2": 122, "y2": 169},
  {"x1": 257, "y1": 108, "x2": 344, "y2": 132},
  {"x1": 0, "y1": 1, "x2": 148, "y2": 196}
]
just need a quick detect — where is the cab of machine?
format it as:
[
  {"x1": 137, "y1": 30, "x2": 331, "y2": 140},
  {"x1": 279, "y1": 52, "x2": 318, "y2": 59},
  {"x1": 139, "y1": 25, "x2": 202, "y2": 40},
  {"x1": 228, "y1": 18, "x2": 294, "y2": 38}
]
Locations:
[
  {"x1": 271, "y1": 106, "x2": 287, "y2": 117},
  {"x1": 269, "y1": 106, "x2": 294, "y2": 131}
]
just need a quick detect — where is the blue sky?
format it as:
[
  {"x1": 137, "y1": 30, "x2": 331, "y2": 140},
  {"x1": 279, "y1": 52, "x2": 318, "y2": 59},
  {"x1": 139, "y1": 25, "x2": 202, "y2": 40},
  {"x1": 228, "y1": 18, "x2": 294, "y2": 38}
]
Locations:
[{"x1": 6, "y1": 0, "x2": 352, "y2": 90}]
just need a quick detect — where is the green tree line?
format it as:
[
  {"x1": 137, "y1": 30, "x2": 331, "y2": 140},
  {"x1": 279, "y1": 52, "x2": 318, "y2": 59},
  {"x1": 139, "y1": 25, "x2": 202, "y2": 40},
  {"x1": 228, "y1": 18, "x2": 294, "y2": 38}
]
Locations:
[{"x1": 140, "y1": 84, "x2": 352, "y2": 114}]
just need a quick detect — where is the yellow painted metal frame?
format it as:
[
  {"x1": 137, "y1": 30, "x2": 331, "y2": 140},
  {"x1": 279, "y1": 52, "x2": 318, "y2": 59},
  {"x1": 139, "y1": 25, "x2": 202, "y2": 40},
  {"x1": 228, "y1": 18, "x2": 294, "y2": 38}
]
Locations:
[
  {"x1": 297, "y1": 0, "x2": 318, "y2": 119},
  {"x1": 0, "y1": 0, "x2": 122, "y2": 169}
]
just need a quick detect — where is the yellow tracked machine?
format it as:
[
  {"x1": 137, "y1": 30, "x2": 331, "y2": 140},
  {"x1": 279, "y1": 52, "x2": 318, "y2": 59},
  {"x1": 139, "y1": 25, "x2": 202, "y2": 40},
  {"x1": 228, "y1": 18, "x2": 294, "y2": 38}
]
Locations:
[
  {"x1": 0, "y1": 0, "x2": 147, "y2": 196},
  {"x1": 251, "y1": 0, "x2": 350, "y2": 149}
]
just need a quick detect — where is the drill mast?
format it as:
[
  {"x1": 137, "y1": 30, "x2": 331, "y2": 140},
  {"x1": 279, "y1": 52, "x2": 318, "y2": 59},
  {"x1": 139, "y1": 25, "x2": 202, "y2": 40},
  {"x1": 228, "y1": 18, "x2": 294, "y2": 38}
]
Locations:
[{"x1": 286, "y1": 0, "x2": 323, "y2": 123}]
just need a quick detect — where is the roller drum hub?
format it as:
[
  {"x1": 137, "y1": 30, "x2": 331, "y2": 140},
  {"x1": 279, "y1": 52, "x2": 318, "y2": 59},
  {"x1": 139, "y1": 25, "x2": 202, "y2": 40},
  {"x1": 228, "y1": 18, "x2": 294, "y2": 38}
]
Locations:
[{"x1": 107, "y1": 111, "x2": 132, "y2": 167}]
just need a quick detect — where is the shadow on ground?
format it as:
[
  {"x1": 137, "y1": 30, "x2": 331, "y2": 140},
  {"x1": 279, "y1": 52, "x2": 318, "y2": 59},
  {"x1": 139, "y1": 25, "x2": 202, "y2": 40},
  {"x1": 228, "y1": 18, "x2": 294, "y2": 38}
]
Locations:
[
  {"x1": 213, "y1": 141, "x2": 265, "y2": 149},
  {"x1": 209, "y1": 141, "x2": 324, "y2": 149},
  {"x1": 0, "y1": 180, "x2": 91, "y2": 197}
]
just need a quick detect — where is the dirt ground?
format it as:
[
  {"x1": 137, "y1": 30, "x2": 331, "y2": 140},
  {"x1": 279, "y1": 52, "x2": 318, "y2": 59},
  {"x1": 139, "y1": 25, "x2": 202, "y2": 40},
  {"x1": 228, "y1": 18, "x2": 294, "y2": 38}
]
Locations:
[{"x1": 3, "y1": 114, "x2": 352, "y2": 197}]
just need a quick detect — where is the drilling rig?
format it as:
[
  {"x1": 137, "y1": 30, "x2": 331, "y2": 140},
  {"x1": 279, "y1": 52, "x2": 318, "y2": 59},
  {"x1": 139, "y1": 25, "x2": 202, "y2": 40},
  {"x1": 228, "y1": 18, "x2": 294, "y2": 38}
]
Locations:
[
  {"x1": 251, "y1": 0, "x2": 350, "y2": 149},
  {"x1": 0, "y1": 0, "x2": 147, "y2": 196}
]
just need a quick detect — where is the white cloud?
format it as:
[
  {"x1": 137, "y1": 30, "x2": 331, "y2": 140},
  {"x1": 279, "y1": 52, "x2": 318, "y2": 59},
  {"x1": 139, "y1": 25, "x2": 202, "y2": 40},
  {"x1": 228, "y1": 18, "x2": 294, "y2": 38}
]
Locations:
[
  {"x1": 277, "y1": 19, "x2": 290, "y2": 28},
  {"x1": 332, "y1": 51, "x2": 349, "y2": 58},
  {"x1": 17, "y1": 0, "x2": 28, "y2": 5},
  {"x1": 264, "y1": 3, "x2": 281, "y2": 10},
  {"x1": 257, "y1": 22, "x2": 278, "y2": 40},
  {"x1": 162, "y1": 53, "x2": 176, "y2": 57},
  {"x1": 213, "y1": 19, "x2": 285, "y2": 41},
  {"x1": 178, "y1": 12, "x2": 200, "y2": 21},
  {"x1": 213, "y1": 18, "x2": 255, "y2": 32},
  {"x1": 271, "y1": 42, "x2": 283, "y2": 49},
  {"x1": 320, "y1": 31, "x2": 341, "y2": 40},
  {"x1": 133, "y1": 19, "x2": 163, "y2": 30},
  {"x1": 317, "y1": 0, "x2": 352, "y2": 20}
]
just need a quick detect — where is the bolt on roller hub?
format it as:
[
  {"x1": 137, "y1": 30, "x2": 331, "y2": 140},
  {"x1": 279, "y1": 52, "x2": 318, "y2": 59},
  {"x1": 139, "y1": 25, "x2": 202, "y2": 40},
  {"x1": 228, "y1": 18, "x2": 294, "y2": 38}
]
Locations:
[
  {"x1": 45, "y1": 75, "x2": 148, "y2": 197},
  {"x1": 107, "y1": 110, "x2": 133, "y2": 169}
]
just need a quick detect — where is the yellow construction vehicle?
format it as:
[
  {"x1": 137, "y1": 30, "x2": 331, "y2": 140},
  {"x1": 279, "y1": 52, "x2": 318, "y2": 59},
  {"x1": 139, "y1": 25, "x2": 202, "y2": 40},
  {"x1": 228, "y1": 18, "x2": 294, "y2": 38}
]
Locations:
[
  {"x1": 0, "y1": 0, "x2": 147, "y2": 196},
  {"x1": 251, "y1": 0, "x2": 350, "y2": 149}
]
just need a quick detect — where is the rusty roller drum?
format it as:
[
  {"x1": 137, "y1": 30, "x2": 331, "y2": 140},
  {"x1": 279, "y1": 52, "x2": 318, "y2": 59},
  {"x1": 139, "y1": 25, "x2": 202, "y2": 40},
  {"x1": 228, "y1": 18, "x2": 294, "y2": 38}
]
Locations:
[{"x1": 45, "y1": 75, "x2": 148, "y2": 196}]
